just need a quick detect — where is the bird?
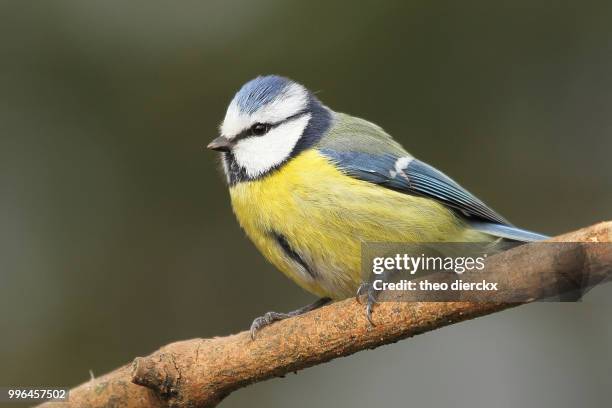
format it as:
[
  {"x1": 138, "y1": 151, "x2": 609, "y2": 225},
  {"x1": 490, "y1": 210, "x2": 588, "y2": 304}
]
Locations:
[{"x1": 207, "y1": 75, "x2": 547, "y2": 338}]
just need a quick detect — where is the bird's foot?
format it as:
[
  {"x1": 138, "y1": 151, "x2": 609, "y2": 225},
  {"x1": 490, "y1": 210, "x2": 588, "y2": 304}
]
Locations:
[
  {"x1": 249, "y1": 297, "x2": 332, "y2": 340},
  {"x1": 250, "y1": 311, "x2": 290, "y2": 340},
  {"x1": 355, "y1": 282, "x2": 378, "y2": 326}
]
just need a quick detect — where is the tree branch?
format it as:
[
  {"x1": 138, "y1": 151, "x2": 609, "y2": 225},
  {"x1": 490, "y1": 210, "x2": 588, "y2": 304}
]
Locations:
[{"x1": 38, "y1": 222, "x2": 611, "y2": 408}]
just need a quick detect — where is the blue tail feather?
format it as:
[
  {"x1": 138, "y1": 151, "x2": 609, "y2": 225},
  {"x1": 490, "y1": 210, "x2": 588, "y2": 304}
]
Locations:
[{"x1": 469, "y1": 221, "x2": 549, "y2": 242}]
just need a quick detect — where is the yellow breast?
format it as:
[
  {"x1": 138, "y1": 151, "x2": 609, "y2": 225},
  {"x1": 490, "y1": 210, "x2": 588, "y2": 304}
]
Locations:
[{"x1": 229, "y1": 150, "x2": 486, "y2": 299}]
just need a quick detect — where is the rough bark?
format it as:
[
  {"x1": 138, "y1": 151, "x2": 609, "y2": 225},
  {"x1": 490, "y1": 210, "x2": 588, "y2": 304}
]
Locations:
[{"x1": 38, "y1": 222, "x2": 611, "y2": 408}]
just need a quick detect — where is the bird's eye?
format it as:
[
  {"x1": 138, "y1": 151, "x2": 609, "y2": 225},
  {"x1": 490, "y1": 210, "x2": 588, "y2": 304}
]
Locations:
[{"x1": 250, "y1": 123, "x2": 270, "y2": 136}]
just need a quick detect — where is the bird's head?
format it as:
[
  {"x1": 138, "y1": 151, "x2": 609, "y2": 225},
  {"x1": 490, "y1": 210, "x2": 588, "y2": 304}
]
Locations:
[{"x1": 208, "y1": 75, "x2": 331, "y2": 183}]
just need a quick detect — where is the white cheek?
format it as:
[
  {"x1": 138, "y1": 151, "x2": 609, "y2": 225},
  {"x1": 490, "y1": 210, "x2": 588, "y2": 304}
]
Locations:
[{"x1": 232, "y1": 114, "x2": 311, "y2": 178}]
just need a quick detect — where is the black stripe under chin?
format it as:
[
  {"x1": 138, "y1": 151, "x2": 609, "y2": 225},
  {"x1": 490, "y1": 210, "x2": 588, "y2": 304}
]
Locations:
[{"x1": 272, "y1": 232, "x2": 316, "y2": 279}]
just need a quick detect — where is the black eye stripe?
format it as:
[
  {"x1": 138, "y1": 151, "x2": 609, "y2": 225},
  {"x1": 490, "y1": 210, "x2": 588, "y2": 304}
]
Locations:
[{"x1": 232, "y1": 111, "x2": 309, "y2": 142}]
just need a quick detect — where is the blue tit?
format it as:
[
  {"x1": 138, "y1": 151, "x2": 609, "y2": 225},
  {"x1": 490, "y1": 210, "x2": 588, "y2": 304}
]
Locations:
[{"x1": 207, "y1": 75, "x2": 547, "y2": 337}]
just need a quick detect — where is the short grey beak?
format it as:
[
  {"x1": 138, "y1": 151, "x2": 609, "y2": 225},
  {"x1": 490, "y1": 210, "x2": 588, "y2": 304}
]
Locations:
[{"x1": 206, "y1": 136, "x2": 233, "y2": 152}]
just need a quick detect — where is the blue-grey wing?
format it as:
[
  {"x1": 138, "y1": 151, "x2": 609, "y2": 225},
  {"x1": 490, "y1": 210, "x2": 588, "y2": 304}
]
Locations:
[
  {"x1": 319, "y1": 149, "x2": 508, "y2": 224},
  {"x1": 319, "y1": 148, "x2": 548, "y2": 242}
]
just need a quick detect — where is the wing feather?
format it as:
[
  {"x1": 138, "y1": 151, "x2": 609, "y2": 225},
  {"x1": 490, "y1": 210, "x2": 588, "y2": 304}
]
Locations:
[{"x1": 319, "y1": 149, "x2": 509, "y2": 225}]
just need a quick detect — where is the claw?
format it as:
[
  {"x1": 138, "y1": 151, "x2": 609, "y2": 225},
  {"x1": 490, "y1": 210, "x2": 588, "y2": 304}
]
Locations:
[
  {"x1": 365, "y1": 290, "x2": 378, "y2": 326},
  {"x1": 356, "y1": 282, "x2": 378, "y2": 326},
  {"x1": 355, "y1": 282, "x2": 369, "y2": 304},
  {"x1": 249, "y1": 315, "x2": 265, "y2": 340},
  {"x1": 366, "y1": 300, "x2": 376, "y2": 326}
]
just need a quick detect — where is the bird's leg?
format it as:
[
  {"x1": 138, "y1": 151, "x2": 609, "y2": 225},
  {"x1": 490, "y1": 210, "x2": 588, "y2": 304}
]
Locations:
[
  {"x1": 355, "y1": 282, "x2": 379, "y2": 326},
  {"x1": 250, "y1": 297, "x2": 331, "y2": 339}
]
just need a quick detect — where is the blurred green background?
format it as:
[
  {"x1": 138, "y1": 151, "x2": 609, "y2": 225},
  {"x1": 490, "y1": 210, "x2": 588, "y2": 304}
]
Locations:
[{"x1": 1, "y1": 1, "x2": 611, "y2": 407}]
